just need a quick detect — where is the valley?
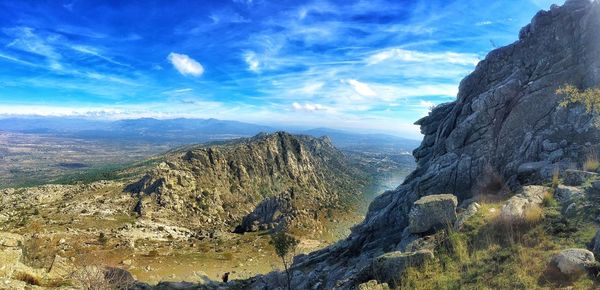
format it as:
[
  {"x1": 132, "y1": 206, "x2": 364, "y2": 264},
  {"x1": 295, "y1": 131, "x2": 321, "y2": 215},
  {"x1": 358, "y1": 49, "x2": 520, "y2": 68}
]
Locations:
[{"x1": 0, "y1": 131, "x2": 415, "y2": 287}]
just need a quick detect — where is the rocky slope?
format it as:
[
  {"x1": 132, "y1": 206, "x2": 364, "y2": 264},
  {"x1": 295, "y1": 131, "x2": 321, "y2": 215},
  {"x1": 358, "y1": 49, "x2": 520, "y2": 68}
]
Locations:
[
  {"x1": 246, "y1": 1, "x2": 600, "y2": 288},
  {"x1": 126, "y1": 132, "x2": 369, "y2": 234}
]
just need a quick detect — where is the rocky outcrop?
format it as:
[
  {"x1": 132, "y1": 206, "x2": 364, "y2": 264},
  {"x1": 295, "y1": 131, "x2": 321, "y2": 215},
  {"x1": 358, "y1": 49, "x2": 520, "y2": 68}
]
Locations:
[
  {"x1": 371, "y1": 250, "x2": 434, "y2": 288},
  {"x1": 563, "y1": 169, "x2": 598, "y2": 186},
  {"x1": 407, "y1": 194, "x2": 457, "y2": 234},
  {"x1": 126, "y1": 132, "x2": 368, "y2": 232},
  {"x1": 254, "y1": 1, "x2": 600, "y2": 289}
]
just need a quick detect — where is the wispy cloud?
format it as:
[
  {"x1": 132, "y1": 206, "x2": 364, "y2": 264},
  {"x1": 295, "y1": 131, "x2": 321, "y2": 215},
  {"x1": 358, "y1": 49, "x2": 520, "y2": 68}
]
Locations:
[
  {"x1": 167, "y1": 52, "x2": 204, "y2": 77},
  {"x1": 366, "y1": 48, "x2": 480, "y2": 66},
  {"x1": 344, "y1": 79, "x2": 377, "y2": 97},
  {"x1": 70, "y1": 45, "x2": 132, "y2": 68},
  {"x1": 244, "y1": 51, "x2": 260, "y2": 72},
  {"x1": 5, "y1": 26, "x2": 63, "y2": 70}
]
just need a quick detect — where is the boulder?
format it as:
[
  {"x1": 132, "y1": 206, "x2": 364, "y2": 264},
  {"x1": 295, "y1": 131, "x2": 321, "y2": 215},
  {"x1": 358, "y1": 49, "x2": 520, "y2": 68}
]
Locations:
[
  {"x1": 500, "y1": 186, "x2": 548, "y2": 220},
  {"x1": 550, "y1": 248, "x2": 595, "y2": 276},
  {"x1": 555, "y1": 185, "x2": 585, "y2": 204},
  {"x1": 407, "y1": 194, "x2": 458, "y2": 234},
  {"x1": 48, "y1": 255, "x2": 72, "y2": 277},
  {"x1": 563, "y1": 169, "x2": 598, "y2": 186},
  {"x1": 517, "y1": 161, "x2": 548, "y2": 183},
  {"x1": 372, "y1": 250, "x2": 434, "y2": 287},
  {"x1": 357, "y1": 280, "x2": 391, "y2": 290},
  {"x1": 0, "y1": 232, "x2": 24, "y2": 248}
]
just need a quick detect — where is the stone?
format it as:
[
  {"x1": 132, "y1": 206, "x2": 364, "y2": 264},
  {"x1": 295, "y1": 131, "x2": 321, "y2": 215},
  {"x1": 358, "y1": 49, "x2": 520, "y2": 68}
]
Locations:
[
  {"x1": 500, "y1": 186, "x2": 548, "y2": 220},
  {"x1": 550, "y1": 249, "x2": 595, "y2": 276},
  {"x1": 555, "y1": 185, "x2": 585, "y2": 203},
  {"x1": 371, "y1": 250, "x2": 434, "y2": 287},
  {"x1": 517, "y1": 161, "x2": 548, "y2": 182},
  {"x1": 563, "y1": 169, "x2": 598, "y2": 186},
  {"x1": 357, "y1": 280, "x2": 391, "y2": 290},
  {"x1": 0, "y1": 233, "x2": 24, "y2": 248},
  {"x1": 407, "y1": 194, "x2": 458, "y2": 234},
  {"x1": 48, "y1": 255, "x2": 72, "y2": 277}
]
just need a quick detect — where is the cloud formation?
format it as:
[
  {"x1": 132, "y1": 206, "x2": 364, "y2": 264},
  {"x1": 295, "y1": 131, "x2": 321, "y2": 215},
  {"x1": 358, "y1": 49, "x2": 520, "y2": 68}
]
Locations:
[
  {"x1": 345, "y1": 79, "x2": 377, "y2": 97},
  {"x1": 167, "y1": 52, "x2": 204, "y2": 77},
  {"x1": 367, "y1": 48, "x2": 480, "y2": 66}
]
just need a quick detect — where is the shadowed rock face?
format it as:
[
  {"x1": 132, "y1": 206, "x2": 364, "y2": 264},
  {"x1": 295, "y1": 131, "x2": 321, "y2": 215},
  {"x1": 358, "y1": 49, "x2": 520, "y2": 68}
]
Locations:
[
  {"x1": 260, "y1": 1, "x2": 600, "y2": 288},
  {"x1": 126, "y1": 132, "x2": 368, "y2": 233}
]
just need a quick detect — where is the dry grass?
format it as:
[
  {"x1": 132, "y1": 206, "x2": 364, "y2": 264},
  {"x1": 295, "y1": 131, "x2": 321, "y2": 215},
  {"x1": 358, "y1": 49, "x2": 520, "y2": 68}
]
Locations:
[
  {"x1": 583, "y1": 149, "x2": 600, "y2": 172},
  {"x1": 13, "y1": 272, "x2": 41, "y2": 285},
  {"x1": 70, "y1": 255, "x2": 135, "y2": 290},
  {"x1": 551, "y1": 167, "x2": 560, "y2": 189}
]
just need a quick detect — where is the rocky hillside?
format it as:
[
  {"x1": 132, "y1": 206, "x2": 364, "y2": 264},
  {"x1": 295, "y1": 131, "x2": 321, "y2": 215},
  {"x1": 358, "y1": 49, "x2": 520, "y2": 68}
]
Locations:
[
  {"x1": 244, "y1": 1, "x2": 600, "y2": 289},
  {"x1": 126, "y1": 132, "x2": 369, "y2": 233}
]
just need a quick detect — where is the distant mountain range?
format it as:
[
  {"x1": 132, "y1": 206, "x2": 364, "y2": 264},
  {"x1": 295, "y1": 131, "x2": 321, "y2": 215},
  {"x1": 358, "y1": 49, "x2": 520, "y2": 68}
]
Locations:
[{"x1": 0, "y1": 117, "x2": 420, "y2": 152}]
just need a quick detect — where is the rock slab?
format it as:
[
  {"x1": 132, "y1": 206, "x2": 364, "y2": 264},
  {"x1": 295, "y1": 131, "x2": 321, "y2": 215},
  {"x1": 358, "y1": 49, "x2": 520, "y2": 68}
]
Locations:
[{"x1": 408, "y1": 194, "x2": 458, "y2": 234}]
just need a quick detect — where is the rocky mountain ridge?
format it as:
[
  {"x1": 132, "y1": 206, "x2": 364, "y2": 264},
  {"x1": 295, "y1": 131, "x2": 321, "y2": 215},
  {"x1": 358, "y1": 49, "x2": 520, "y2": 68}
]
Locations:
[{"x1": 126, "y1": 132, "x2": 369, "y2": 234}]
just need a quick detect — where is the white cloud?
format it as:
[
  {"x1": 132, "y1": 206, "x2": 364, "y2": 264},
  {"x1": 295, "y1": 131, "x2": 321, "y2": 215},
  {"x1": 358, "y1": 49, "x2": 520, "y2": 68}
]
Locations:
[
  {"x1": 244, "y1": 51, "x2": 260, "y2": 72},
  {"x1": 291, "y1": 102, "x2": 331, "y2": 112},
  {"x1": 419, "y1": 100, "x2": 435, "y2": 108},
  {"x1": 475, "y1": 21, "x2": 493, "y2": 26},
  {"x1": 344, "y1": 79, "x2": 377, "y2": 97},
  {"x1": 300, "y1": 82, "x2": 324, "y2": 95},
  {"x1": 367, "y1": 48, "x2": 480, "y2": 66},
  {"x1": 167, "y1": 52, "x2": 204, "y2": 77},
  {"x1": 71, "y1": 45, "x2": 132, "y2": 68},
  {"x1": 5, "y1": 26, "x2": 63, "y2": 70}
]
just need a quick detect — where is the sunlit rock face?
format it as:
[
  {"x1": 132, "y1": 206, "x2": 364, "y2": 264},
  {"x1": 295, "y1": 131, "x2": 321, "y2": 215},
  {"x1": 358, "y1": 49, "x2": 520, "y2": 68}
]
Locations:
[
  {"x1": 260, "y1": 1, "x2": 600, "y2": 289},
  {"x1": 126, "y1": 132, "x2": 368, "y2": 234}
]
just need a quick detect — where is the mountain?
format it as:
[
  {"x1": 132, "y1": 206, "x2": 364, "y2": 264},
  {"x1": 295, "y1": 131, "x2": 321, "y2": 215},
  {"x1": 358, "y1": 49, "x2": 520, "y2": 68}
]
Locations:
[
  {"x1": 245, "y1": 1, "x2": 600, "y2": 288},
  {"x1": 126, "y1": 132, "x2": 371, "y2": 235},
  {"x1": 0, "y1": 117, "x2": 421, "y2": 151},
  {"x1": 0, "y1": 117, "x2": 274, "y2": 143}
]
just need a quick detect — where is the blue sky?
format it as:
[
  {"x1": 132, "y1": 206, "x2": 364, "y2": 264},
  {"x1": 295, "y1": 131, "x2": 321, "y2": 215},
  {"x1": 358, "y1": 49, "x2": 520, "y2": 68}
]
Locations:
[{"x1": 0, "y1": 0, "x2": 560, "y2": 138}]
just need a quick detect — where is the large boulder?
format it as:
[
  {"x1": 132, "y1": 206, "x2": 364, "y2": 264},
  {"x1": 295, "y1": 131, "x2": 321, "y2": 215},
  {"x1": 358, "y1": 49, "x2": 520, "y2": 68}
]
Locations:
[
  {"x1": 407, "y1": 194, "x2": 458, "y2": 234},
  {"x1": 550, "y1": 248, "x2": 595, "y2": 276},
  {"x1": 500, "y1": 186, "x2": 548, "y2": 220},
  {"x1": 371, "y1": 250, "x2": 434, "y2": 287},
  {"x1": 563, "y1": 169, "x2": 598, "y2": 186}
]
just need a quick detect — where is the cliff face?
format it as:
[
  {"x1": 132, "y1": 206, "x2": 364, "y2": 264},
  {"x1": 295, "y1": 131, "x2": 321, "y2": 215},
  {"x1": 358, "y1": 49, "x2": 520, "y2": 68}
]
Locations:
[
  {"x1": 126, "y1": 132, "x2": 368, "y2": 233},
  {"x1": 269, "y1": 1, "x2": 600, "y2": 288}
]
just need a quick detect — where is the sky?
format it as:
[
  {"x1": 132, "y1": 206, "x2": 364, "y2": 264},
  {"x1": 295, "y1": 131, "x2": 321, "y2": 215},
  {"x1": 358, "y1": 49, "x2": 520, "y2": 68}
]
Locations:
[{"x1": 0, "y1": 0, "x2": 561, "y2": 139}]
